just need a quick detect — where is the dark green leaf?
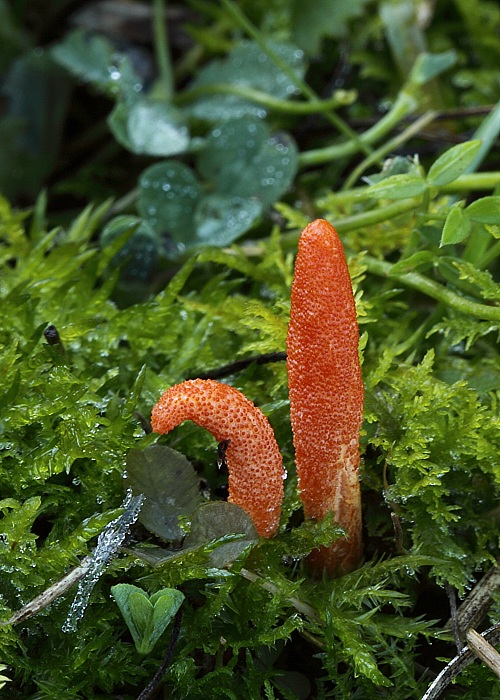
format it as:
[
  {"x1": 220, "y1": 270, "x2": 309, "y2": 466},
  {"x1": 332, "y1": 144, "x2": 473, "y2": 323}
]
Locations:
[
  {"x1": 291, "y1": 0, "x2": 372, "y2": 55},
  {"x1": 185, "y1": 41, "x2": 305, "y2": 121},
  {"x1": 124, "y1": 445, "x2": 202, "y2": 540},
  {"x1": 198, "y1": 119, "x2": 298, "y2": 209}
]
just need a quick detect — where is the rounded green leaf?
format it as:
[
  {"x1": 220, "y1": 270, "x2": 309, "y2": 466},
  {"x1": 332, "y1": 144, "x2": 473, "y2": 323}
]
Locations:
[
  {"x1": 109, "y1": 99, "x2": 190, "y2": 157},
  {"x1": 194, "y1": 194, "x2": 262, "y2": 246},
  {"x1": 198, "y1": 118, "x2": 298, "y2": 208},
  {"x1": 124, "y1": 445, "x2": 202, "y2": 541},
  {"x1": 100, "y1": 216, "x2": 158, "y2": 280},
  {"x1": 138, "y1": 161, "x2": 201, "y2": 249},
  {"x1": 427, "y1": 141, "x2": 482, "y2": 187},
  {"x1": 440, "y1": 204, "x2": 471, "y2": 246},
  {"x1": 185, "y1": 40, "x2": 305, "y2": 121}
]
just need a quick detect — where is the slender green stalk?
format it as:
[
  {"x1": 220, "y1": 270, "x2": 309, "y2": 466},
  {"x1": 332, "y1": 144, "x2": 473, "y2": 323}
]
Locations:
[
  {"x1": 299, "y1": 90, "x2": 418, "y2": 167},
  {"x1": 364, "y1": 255, "x2": 500, "y2": 322},
  {"x1": 176, "y1": 83, "x2": 356, "y2": 114},
  {"x1": 440, "y1": 172, "x2": 500, "y2": 192},
  {"x1": 342, "y1": 110, "x2": 438, "y2": 189},
  {"x1": 153, "y1": 0, "x2": 174, "y2": 99},
  {"x1": 219, "y1": 0, "x2": 372, "y2": 158}
]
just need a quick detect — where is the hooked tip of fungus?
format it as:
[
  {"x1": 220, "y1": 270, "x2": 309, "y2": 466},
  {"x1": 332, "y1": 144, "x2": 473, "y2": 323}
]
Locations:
[{"x1": 151, "y1": 378, "x2": 284, "y2": 538}]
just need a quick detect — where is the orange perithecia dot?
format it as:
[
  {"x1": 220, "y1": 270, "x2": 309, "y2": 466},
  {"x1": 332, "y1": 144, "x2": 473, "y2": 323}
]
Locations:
[
  {"x1": 287, "y1": 219, "x2": 364, "y2": 576},
  {"x1": 151, "y1": 378, "x2": 284, "y2": 538}
]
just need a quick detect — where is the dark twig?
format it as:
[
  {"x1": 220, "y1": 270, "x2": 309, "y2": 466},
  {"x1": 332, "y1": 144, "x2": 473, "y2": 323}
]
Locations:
[
  {"x1": 136, "y1": 608, "x2": 183, "y2": 700},
  {"x1": 189, "y1": 351, "x2": 287, "y2": 380}
]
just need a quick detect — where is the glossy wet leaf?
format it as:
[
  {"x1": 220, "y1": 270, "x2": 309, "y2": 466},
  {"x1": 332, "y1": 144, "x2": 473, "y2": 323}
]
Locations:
[
  {"x1": 51, "y1": 28, "x2": 140, "y2": 99},
  {"x1": 108, "y1": 98, "x2": 190, "y2": 157},
  {"x1": 124, "y1": 445, "x2": 202, "y2": 541},
  {"x1": 100, "y1": 215, "x2": 159, "y2": 281},
  {"x1": 198, "y1": 119, "x2": 298, "y2": 209},
  {"x1": 138, "y1": 160, "x2": 201, "y2": 248},
  {"x1": 185, "y1": 40, "x2": 305, "y2": 121},
  {"x1": 138, "y1": 119, "x2": 297, "y2": 253}
]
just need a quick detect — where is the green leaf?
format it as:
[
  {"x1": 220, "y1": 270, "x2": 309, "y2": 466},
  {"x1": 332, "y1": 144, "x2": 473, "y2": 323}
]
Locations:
[
  {"x1": 124, "y1": 446, "x2": 202, "y2": 541},
  {"x1": 290, "y1": 0, "x2": 372, "y2": 55},
  {"x1": 51, "y1": 29, "x2": 140, "y2": 99},
  {"x1": 389, "y1": 251, "x2": 435, "y2": 274},
  {"x1": 100, "y1": 216, "x2": 159, "y2": 280},
  {"x1": 138, "y1": 160, "x2": 201, "y2": 250},
  {"x1": 184, "y1": 502, "x2": 258, "y2": 568},
  {"x1": 111, "y1": 583, "x2": 184, "y2": 655},
  {"x1": 138, "y1": 119, "x2": 297, "y2": 253},
  {"x1": 197, "y1": 119, "x2": 298, "y2": 209},
  {"x1": 409, "y1": 50, "x2": 457, "y2": 85},
  {"x1": 185, "y1": 40, "x2": 305, "y2": 121},
  {"x1": 427, "y1": 141, "x2": 482, "y2": 186},
  {"x1": 465, "y1": 196, "x2": 500, "y2": 224},
  {"x1": 108, "y1": 98, "x2": 190, "y2": 157},
  {"x1": 440, "y1": 204, "x2": 471, "y2": 246},
  {"x1": 365, "y1": 173, "x2": 427, "y2": 200},
  {"x1": 194, "y1": 194, "x2": 263, "y2": 246}
]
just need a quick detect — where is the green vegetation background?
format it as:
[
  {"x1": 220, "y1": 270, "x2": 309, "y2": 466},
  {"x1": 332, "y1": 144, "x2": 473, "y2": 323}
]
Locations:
[{"x1": 0, "y1": 0, "x2": 499, "y2": 697}]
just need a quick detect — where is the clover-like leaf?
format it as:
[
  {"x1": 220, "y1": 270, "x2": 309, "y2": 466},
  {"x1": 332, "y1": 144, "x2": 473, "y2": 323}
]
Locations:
[
  {"x1": 51, "y1": 29, "x2": 140, "y2": 99},
  {"x1": 100, "y1": 216, "x2": 159, "y2": 280},
  {"x1": 138, "y1": 119, "x2": 297, "y2": 254},
  {"x1": 109, "y1": 98, "x2": 190, "y2": 157},
  {"x1": 124, "y1": 445, "x2": 202, "y2": 541},
  {"x1": 185, "y1": 40, "x2": 305, "y2": 121},
  {"x1": 111, "y1": 584, "x2": 184, "y2": 655},
  {"x1": 198, "y1": 118, "x2": 298, "y2": 209}
]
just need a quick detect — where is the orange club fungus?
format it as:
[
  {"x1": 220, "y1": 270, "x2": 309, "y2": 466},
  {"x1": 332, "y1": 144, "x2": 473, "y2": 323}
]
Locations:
[
  {"x1": 287, "y1": 219, "x2": 364, "y2": 576},
  {"x1": 151, "y1": 378, "x2": 284, "y2": 538}
]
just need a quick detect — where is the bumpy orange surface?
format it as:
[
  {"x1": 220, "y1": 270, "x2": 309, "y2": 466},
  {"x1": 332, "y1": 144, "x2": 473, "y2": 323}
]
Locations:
[
  {"x1": 286, "y1": 219, "x2": 364, "y2": 575},
  {"x1": 151, "y1": 378, "x2": 284, "y2": 537}
]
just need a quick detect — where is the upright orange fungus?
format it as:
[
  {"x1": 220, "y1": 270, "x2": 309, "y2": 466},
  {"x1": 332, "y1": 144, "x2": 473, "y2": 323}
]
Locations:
[
  {"x1": 286, "y1": 219, "x2": 364, "y2": 576},
  {"x1": 151, "y1": 378, "x2": 284, "y2": 538}
]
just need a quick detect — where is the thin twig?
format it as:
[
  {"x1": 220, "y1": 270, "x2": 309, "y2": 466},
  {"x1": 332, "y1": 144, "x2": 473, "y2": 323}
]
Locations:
[
  {"x1": 421, "y1": 623, "x2": 500, "y2": 700},
  {"x1": 136, "y1": 608, "x2": 183, "y2": 700},
  {"x1": 188, "y1": 351, "x2": 286, "y2": 381}
]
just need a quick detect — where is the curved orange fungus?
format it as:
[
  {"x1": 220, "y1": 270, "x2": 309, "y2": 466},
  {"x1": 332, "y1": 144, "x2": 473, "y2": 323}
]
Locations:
[
  {"x1": 286, "y1": 219, "x2": 364, "y2": 576},
  {"x1": 151, "y1": 378, "x2": 284, "y2": 538}
]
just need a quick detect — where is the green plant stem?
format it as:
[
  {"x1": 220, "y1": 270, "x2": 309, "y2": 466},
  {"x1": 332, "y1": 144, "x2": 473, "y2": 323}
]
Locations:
[
  {"x1": 342, "y1": 110, "x2": 438, "y2": 189},
  {"x1": 364, "y1": 255, "x2": 500, "y2": 322},
  {"x1": 440, "y1": 172, "x2": 500, "y2": 192},
  {"x1": 176, "y1": 83, "x2": 356, "y2": 114},
  {"x1": 153, "y1": 0, "x2": 174, "y2": 99},
  {"x1": 219, "y1": 0, "x2": 372, "y2": 158},
  {"x1": 299, "y1": 90, "x2": 418, "y2": 167}
]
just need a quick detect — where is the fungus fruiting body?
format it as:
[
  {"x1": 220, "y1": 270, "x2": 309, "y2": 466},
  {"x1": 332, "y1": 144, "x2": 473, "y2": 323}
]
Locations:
[
  {"x1": 287, "y1": 219, "x2": 364, "y2": 576},
  {"x1": 151, "y1": 378, "x2": 284, "y2": 537}
]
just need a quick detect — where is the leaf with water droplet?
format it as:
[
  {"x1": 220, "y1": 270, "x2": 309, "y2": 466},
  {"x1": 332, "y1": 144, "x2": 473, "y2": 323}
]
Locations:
[
  {"x1": 124, "y1": 445, "x2": 202, "y2": 541},
  {"x1": 51, "y1": 29, "x2": 141, "y2": 99},
  {"x1": 109, "y1": 98, "x2": 190, "y2": 157},
  {"x1": 184, "y1": 40, "x2": 306, "y2": 121},
  {"x1": 198, "y1": 118, "x2": 298, "y2": 209},
  {"x1": 100, "y1": 216, "x2": 159, "y2": 281}
]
